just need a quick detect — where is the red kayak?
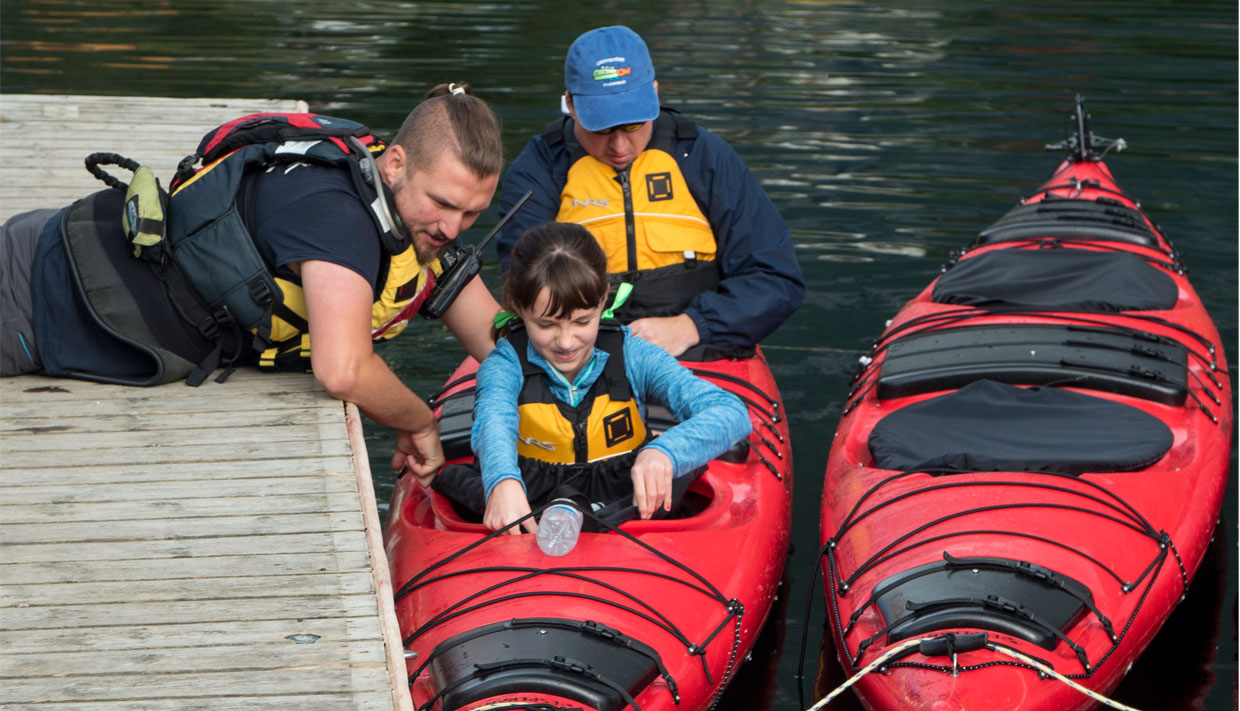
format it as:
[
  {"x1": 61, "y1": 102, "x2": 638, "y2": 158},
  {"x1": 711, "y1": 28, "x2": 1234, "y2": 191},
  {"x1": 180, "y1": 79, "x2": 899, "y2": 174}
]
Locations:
[
  {"x1": 386, "y1": 349, "x2": 793, "y2": 710},
  {"x1": 816, "y1": 98, "x2": 1232, "y2": 710}
]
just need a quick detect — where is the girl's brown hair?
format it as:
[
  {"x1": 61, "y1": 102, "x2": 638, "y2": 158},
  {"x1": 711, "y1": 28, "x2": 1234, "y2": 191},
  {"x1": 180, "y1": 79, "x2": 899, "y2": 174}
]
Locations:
[
  {"x1": 504, "y1": 222, "x2": 609, "y2": 319},
  {"x1": 392, "y1": 82, "x2": 503, "y2": 179}
]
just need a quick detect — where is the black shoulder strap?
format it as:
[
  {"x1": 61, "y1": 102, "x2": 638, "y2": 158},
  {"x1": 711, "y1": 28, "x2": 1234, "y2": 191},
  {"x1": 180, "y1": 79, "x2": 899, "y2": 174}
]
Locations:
[
  {"x1": 595, "y1": 323, "x2": 632, "y2": 402},
  {"x1": 542, "y1": 114, "x2": 590, "y2": 169},
  {"x1": 664, "y1": 106, "x2": 698, "y2": 140},
  {"x1": 644, "y1": 107, "x2": 697, "y2": 156},
  {"x1": 541, "y1": 115, "x2": 571, "y2": 148},
  {"x1": 508, "y1": 320, "x2": 632, "y2": 404}
]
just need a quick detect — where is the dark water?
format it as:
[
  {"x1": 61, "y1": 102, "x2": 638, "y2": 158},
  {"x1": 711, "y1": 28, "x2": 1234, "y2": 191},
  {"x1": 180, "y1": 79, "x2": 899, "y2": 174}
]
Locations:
[{"x1": 4, "y1": 1, "x2": 1234, "y2": 708}]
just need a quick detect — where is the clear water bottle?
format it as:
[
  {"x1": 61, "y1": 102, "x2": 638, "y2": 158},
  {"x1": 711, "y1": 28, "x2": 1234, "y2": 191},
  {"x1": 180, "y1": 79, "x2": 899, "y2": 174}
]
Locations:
[{"x1": 537, "y1": 499, "x2": 583, "y2": 556}]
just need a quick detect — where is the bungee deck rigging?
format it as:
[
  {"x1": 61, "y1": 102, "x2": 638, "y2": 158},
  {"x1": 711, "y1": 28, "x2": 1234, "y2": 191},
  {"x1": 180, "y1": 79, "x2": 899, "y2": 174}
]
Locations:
[
  {"x1": 811, "y1": 97, "x2": 1232, "y2": 710},
  {"x1": 395, "y1": 500, "x2": 746, "y2": 680},
  {"x1": 386, "y1": 348, "x2": 794, "y2": 711},
  {"x1": 819, "y1": 469, "x2": 1182, "y2": 675}
]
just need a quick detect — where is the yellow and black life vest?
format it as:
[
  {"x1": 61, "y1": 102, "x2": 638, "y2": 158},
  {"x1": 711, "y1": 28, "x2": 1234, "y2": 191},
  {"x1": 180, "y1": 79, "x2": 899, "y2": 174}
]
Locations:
[
  {"x1": 167, "y1": 113, "x2": 441, "y2": 372},
  {"x1": 543, "y1": 109, "x2": 722, "y2": 322},
  {"x1": 255, "y1": 251, "x2": 441, "y2": 371},
  {"x1": 509, "y1": 323, "x2": 649, "y2": 465}
]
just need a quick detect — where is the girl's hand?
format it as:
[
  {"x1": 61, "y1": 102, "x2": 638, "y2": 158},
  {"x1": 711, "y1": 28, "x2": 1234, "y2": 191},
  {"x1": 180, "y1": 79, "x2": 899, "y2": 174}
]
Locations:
[
  {"x1": 631, "y1": 449, "x2": 674, "y2": 519},
  {"x1": 484, "y1": 478, "x2": 537, "y2": 534}
]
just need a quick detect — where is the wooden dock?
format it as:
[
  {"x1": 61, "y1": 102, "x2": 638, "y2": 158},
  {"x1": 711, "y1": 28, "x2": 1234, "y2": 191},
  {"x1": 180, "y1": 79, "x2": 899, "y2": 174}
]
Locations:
[
  {"x1": 0, "y1": 94, "x2": 309, "y2": 222},
  {"x1": 0, "y1": 96, "x2": 412, "y2": 710}
]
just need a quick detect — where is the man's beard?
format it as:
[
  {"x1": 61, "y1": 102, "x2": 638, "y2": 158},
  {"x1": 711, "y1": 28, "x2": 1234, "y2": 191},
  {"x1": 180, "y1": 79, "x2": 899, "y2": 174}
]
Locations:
[{"x1": 413, "y1": 232, "x2": 447, "y2": 265}]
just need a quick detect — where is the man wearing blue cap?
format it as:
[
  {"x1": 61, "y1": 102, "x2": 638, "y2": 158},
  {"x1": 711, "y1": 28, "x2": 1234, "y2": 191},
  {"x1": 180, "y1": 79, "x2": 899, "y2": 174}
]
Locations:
[{"x1": 496, "y1": 25, "x2": 804, "y2": 359}]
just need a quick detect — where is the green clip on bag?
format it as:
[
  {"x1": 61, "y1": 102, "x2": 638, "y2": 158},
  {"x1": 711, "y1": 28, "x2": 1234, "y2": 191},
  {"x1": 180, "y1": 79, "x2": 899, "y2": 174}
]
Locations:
[{"x1": 85, "y1": 152, "x2": 170, "y2": 263}]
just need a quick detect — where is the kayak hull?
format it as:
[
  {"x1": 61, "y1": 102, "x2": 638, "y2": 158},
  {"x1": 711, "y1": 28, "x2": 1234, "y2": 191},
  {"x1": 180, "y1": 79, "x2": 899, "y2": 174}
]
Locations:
[
  {"x1": 818, "y1": 112, "x2": 1231, "y2": 710},
  {"x1": 387, "y1": 350, "x2": 794, "y2": 710}
]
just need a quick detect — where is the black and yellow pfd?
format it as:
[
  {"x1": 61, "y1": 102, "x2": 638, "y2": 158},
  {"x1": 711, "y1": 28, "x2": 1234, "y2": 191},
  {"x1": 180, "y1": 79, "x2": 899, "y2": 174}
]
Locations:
[
  {"x1": 166, "y1": 113, "x2": 440, "y2": 372},
  {"x1": 508, "y1": 323, "x2": 649, "y2": 468},
  {"x1": 542, "y1": 108, "x2": 721, "y2": 321}
]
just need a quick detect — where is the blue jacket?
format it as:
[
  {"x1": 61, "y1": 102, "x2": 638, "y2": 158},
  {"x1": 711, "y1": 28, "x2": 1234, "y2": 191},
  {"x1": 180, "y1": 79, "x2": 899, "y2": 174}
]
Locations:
[
  {"x1": 496, "y1": 109, "x2": 805, "y2": 350},
  {"x1": 472, "y1": 327, "x2": 752, "y2": 502}
]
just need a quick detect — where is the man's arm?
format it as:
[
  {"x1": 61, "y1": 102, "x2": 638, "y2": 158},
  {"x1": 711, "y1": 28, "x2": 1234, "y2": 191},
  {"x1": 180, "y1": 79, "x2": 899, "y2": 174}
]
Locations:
[
  {"x1": 300, "y1": 259, "x2": 443, "y2": 484},
  {"x1": 440, "y1": 273, "x2": 501, "y2": 362}
]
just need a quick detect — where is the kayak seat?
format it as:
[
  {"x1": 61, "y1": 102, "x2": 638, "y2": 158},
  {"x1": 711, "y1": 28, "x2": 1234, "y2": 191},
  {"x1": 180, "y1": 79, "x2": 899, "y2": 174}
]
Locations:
[
  {"x1": 874, "y1": 554, "x2": 1094, "y2": 650},
  {"x1": 436, "y1": 389, "x2": 476, "y2": 461},
  {"x1": 975, "y1": 196, "x2": 1159, "y2": 247},
  {"x1": 877, "y1": 324, "x2": 1188, "y2": 406},
  {"x1": 868, "y1": 379, "x2": 1174, "y2": 474},
  {"x1": 932, "y1": 248, "x2": 1178, "y2": 311}
]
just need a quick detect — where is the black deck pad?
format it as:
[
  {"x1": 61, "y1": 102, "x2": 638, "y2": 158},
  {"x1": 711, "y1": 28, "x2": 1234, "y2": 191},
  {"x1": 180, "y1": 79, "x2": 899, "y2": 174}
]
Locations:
[
  {"x1": 932, "y1": 249, "x2": 1178, "y2": 311},
  {"x1": 877, "y1": 324, "x2": 1188, "y2": 405},
  {"x1": 428, "y1": 618, "x2": 662, "y2": 711},
  {"x1": 874, "y1": 555, "x2": 1094, "y2": 650},
  {"x1": 976, "y1": 197, "x2": 1158, "y2": 247},
  {"x1": 868, "y1": 379, "x2": 1173, "y2": 474}
]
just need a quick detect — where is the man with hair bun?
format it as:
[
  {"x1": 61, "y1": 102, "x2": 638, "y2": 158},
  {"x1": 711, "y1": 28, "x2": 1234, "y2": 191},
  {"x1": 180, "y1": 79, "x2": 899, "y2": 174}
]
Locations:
[{"x1": 0, "y1": 83, "x2": 506, "y2": 482}]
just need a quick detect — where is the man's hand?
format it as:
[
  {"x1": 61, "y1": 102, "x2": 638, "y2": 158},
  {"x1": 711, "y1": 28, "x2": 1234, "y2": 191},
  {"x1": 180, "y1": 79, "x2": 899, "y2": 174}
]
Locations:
[
  {"x1": 631, "y1": 448, "x2": 674, "y2": 519},
  {"x1": 627, "y1": 313, "x2": 700, "y2": 357},
  {"x1": 390, "y1": 425, "x2": 445, "y2": 487},
  {"x1": 484, "y1": 478, "x2": 537, "y2": 534}
]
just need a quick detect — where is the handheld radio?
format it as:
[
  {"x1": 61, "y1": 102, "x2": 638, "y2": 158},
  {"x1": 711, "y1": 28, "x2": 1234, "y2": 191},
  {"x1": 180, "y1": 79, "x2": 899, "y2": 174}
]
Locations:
[{"x1": 419, "y1": 190, "x2": 534, "y2": 319}]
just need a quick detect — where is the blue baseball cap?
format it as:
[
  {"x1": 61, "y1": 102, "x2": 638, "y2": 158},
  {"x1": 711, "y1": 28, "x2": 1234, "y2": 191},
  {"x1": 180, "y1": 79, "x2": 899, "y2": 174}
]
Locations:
[{"x1": 564, "y1": 26, "x2": 659, "y2": 132}]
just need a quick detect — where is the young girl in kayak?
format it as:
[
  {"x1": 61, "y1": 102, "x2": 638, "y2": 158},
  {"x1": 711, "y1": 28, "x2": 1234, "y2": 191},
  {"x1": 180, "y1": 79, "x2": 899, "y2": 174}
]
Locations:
[{"x1": 434, "y1": 221, "x2": 751, "y2": 534}]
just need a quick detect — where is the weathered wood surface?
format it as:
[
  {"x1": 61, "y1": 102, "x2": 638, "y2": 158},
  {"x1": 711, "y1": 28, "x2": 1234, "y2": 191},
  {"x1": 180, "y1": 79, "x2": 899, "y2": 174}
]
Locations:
[
  {"x1": 0, "y1": 94, "x2": 308, "y2": 223},
  {"x1": 0, "y1": 369, "x2": 410, "y2": 710}
]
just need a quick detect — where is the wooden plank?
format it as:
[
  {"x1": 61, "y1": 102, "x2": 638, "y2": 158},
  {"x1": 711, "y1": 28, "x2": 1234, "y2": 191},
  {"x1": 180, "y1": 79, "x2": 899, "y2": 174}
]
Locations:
[
  {"x1": 1, "y1": 407, "x2": 345, "y2": 434},
  {"x1": 1, "y1": 421, "x2": 348, "y2": 453},
  {"x1": 0, "y1": 438, "x2": 354, "y2": 468},
  {"x1": 0, "y1": 94, "x2": 307, "y2": 222},
  {"x1": 0, "y1": 530, "x2": 369, "y2": 565},
  {"x1": 1, "y1": 550, "x2": 375, "y2": 585},
  {"x1": 0, "y1": 457, "x2": 359, "y2": 487},
  {"x1": 0, "y1": 641, "x2": 386, "y2": 678},
  {"x1": 346, "y1": 403, "x2": 415, "y2": 711},
  {"x1": 0, "y1": 473, "x2": 357, "y2": 505},
  {"x1": 0, "y1": 492, "x2": 365, "y2": 524},
  {"x1": 0, "y1": 571, "x2": 375, "y2": 607},
  {"x1": 0, "y1": 667, "x2": 391, "y2": 704},
  {"x1": 0, "y1": 616, "x2": 383, "y2": 655},
  {"x1": 1, "y1": 592, "x2": 382, "y2": 630},
  {"x1": 0, "y1": 369, "x2": 326, "y2": 401},
  {"x1": 3, "y1": 695, "x2": 395, "y2": 711},
  {"x1": 0, "y1": 389, "x2": 335, "y2": 418},
  {"x1": 0, "y1": 510, "x2": 364, "y2": 546}
]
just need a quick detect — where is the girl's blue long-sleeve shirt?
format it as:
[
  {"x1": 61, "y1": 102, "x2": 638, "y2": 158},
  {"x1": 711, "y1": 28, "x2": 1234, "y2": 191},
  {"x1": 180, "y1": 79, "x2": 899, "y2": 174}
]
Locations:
[{"x1": 472, "y1": 327, "x2": 752, "y2": 502}]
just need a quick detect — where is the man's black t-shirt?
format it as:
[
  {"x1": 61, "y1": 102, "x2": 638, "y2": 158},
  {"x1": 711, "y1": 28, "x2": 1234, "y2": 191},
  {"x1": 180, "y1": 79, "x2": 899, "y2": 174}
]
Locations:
[{"x1": 31, "y1": 163, "x2": 382, "y2": 378}]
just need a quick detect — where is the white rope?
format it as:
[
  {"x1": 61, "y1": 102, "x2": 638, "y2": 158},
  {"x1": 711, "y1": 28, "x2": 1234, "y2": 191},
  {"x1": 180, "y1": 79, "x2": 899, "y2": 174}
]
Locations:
[
  {"x1": 806, "y1": 637, "x2": 1144, "y2": 711},
  {"x1": 806, "y1": 637, "x2": 923, "y2": 711},
  {"x1": 989, "y1": 644, "x2": 1143, "y2": 711}
]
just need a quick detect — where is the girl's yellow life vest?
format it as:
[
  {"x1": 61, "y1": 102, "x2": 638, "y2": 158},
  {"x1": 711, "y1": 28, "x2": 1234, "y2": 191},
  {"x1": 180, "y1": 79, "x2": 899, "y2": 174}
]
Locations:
[{"x1": 510, "y1": 325, "x2": 649, "y2": 465}]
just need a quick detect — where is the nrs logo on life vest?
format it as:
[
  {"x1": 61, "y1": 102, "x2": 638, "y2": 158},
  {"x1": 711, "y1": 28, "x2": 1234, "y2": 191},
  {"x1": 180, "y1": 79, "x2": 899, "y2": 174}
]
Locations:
[
  {"x1": 518, "y1": 436, "x2": 556, "y2": 452},
  {"x1": 572, "y1": 198, "x2": 609, "y2": 208}
]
